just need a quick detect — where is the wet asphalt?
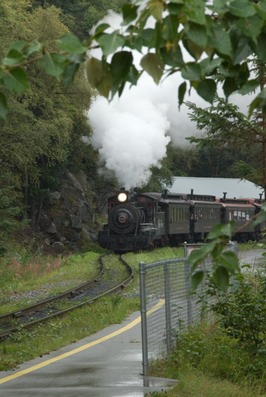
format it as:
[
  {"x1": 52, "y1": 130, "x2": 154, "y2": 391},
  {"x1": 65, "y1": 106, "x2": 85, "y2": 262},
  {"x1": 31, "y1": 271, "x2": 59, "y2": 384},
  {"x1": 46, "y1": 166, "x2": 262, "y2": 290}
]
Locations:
[{"x1": 0, "y1": 309, "x2": 177, "y2": 397}]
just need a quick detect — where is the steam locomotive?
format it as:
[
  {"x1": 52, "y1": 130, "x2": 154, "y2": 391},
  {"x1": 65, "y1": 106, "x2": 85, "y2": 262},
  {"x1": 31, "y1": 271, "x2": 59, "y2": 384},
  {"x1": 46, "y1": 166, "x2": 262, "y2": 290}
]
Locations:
[{"x1": 98, "y1": 189, "x2": 264, "y2": 252}]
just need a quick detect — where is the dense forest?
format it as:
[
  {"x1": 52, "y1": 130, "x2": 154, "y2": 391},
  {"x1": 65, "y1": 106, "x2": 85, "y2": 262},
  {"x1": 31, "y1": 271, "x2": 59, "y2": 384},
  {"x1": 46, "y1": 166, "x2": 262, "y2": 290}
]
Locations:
[{"x1": 0, "y1": 0, "x2": 261, "y2": 250}]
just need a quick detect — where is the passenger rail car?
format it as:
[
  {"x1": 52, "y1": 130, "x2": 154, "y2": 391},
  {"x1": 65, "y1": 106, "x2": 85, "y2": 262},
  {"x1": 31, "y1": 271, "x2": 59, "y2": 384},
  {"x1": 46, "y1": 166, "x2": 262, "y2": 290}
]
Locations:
[{"x1": 98, "y1": 189, "x2": 264, "y2": 252}]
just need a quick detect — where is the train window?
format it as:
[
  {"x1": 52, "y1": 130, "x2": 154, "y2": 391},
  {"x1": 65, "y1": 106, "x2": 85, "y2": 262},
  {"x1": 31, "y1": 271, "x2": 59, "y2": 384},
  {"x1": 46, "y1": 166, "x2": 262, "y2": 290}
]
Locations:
[{"x1": 171, "y1": 207, "x2": 188, "y2": 222}]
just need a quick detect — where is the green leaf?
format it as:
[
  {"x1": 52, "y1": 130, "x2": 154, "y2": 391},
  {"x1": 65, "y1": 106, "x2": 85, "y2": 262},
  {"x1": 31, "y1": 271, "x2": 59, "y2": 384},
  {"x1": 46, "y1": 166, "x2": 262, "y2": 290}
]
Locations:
[
  {"x1": 254, "y1": 32, "x2": 266, "y2": 62},
  {"x1": 86, "y1": 57, "x2": 104, "y2": 87},
  {"x1": 126, "y1": 64, "x2": 140, "y2": 86},
  {"x1": 3, "y1": 49, "x2": 25, "y2": 66},
  {"x1": 142, "y1": 28, "x2": 158, "y2": 48},
  {"x1": 229, "y1": 0, "x2": 256, "y2": 17},
  {"x1": 39, "y1": 53, "x2": 66, "y2": 80},
  {"x1": 178, "y1": 81, "x2": 187, "y2": 107},
  {"x1": 188, "y1": 248, "x2": 208, "y2": 271},
  {"x1": 111, "y1": 51, "x2": 133, "y2": 91},
  {"x1": 140, "y1": 53, "x2": 164, "y2": 84},
  {"x1": 2, "y1": 67, "x2": 29, "y2": 92},
  {"x1": 223, "y1": 77, "x2": 238, "y2": 98},
  {"x1": 184, "y1": 39, "x2": 203, "y2": 60},
  {"x1": 235, "y1": 16, "x2": 264, "y2": 43},
  {"x1": 62, "y1": 62, "x2": 79, "y2": 86},
  {"x1": 0, "y1": 92, "x2": 8, "y2": 120},
  {"x1": 122, "y1": 3, "x2": 138, "y2": 25},
  {"x1": 97, "y1": 32, "x2": 125, "y2": 57},
  {"x1": 167, "y1": 2, "x2": 184, "y2": 16},
  {"x1": 237, "y1": 80, "x2": 259, "y2": 95},
  {"x1": 186, "y1": 23, "x2": 207, "y2": 48},
  {"x1": 188, "y1": 240, "x2": 217, "y2": 271},
  {"x1": 196, "y1": 79, "x2": 216, "y2": 103},
  {"x1": 25, "y1": 40, "x2": 43, "y2": 57},
  {"x1": 191, "y1": 270, "x2": 204, "y2": 292},
  {"x1": 160, "y1": 45, "x2": 184, "y2": 67},
  {"x1": 207, "y1": 222, "x2": 235, "y2": 240},
  {"x1": 86, "y1": 57, "x2": 112, "y2": 98},
  {"x1": 233, "y1": 37, "x2": 252, "y2": 65},
  {"x1": 209, "y1": 25, "x2": 232, "y2": 57},
  {"x1": 213, "y1": 266, "x2": 230, "y2": 292},
  {"x1": 248, "y1": 95, "x2": 262, "y2": 117},
  {"x1": 6, "y1": 40, "x2": 26, "y2": 52},
  {"x1": 200, "y1": 58, "x2": 221, "y2": 76},
  {"x1": 56, "y1": 33, "x2": 86, "y2": 55},
  {"x1": 147, "y1": 0, "x2": 164, "y2": 21},
  {"x1": 219, "y1": 251, "x2": 240, "y2": 272},
  {"x1": 184, "y1": 0, "x2": 206, "y2": 26},
  {"x1": 181, "y1": 62, "x2": 201, "y2": 80},
  {"x1": 94, "y1": 23, "x2": 110, "y2": 36}
]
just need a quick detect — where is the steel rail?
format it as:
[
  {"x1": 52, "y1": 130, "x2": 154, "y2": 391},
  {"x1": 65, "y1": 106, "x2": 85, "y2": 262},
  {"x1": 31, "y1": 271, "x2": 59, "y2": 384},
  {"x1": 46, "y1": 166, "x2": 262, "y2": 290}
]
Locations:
[{"x1": 0, "y1": 255, "x2": 133, "y2": 340}]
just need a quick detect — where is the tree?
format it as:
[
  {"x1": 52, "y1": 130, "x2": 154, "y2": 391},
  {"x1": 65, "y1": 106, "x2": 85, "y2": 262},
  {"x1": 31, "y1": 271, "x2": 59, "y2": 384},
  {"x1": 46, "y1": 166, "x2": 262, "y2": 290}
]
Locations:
[
  {"x1": 31, "y1": 0, "x2": 128, "y2": 39},
  {"x1": 0, "y1": 1, "x2": 92, "y2": 229},
  {"x1": 186, "y1": 97, "x2": 263, "y2": 184}
]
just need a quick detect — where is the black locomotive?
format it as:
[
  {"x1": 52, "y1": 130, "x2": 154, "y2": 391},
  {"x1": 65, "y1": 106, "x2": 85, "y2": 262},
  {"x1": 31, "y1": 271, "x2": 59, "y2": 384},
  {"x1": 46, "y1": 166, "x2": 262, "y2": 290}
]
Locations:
[{"x1": 98, "y1": 189, "x2": 264, "y2": 252}]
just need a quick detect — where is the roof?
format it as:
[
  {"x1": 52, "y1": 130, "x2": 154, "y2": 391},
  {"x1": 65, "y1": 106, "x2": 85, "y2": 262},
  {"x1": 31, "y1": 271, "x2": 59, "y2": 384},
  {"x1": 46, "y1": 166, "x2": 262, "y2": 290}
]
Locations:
[{"x1": 167, "y1": 177, "x2": 264, "y2": 199}]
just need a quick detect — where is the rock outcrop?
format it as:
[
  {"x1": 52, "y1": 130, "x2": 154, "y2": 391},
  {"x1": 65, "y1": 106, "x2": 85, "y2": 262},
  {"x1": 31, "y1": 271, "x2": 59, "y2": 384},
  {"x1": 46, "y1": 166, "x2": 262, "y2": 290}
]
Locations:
[{"x1": 38, "y1": 170, "x2": 100, "y2": 253}]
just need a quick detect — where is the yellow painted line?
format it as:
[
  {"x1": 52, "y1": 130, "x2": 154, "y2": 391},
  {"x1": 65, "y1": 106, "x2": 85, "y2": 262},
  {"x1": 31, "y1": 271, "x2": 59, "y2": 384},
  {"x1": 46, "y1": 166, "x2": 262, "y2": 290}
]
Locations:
[{"x1": 0, "y1": 299, "x2": 164, "y2": 385}]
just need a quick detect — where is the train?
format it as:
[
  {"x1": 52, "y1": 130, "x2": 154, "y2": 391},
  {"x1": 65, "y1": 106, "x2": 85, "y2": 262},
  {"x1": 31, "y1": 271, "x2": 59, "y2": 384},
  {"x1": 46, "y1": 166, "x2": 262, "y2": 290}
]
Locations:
[{"x1": 98, "y1": 188, "x2": 264, "y2": 252}]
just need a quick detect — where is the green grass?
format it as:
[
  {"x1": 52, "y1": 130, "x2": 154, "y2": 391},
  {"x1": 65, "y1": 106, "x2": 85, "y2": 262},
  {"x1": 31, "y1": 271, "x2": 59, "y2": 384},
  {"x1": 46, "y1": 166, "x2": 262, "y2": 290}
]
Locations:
[
  {"x1": 149, "y1": 321, "x2": 266, "y2": 396},
  {"x1": 151, "y1": 370, "x2": 265, "y2": 397},
  {"x1": 0, "y1": 251, "x2": 101, "y2": 314}
]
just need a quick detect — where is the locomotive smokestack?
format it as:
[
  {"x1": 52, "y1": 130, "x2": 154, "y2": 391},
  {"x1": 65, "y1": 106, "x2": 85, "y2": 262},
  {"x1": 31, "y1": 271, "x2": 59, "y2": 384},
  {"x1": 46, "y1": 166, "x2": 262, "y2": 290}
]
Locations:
[{"x1": 162, "y1": 189, "x2": 168, "y2": 198}]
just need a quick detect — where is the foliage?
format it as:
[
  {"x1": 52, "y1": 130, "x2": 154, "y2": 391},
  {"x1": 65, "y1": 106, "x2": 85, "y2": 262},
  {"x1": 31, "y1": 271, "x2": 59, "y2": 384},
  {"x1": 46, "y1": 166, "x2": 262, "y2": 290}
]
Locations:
[
  {"x1": 0, "y1": 173, "x2": 23, "y2": 235},
  {"x1": 140, "y1": 156, "x2": 173, "y2": 192},
  {"x1": 186, "y1": 97, "x2": 264, "y2": 186},
  {"x1": 1, "y1": 1, "x2": 266, "y2": 118},
  {"x1": 167, "y1": 142, "x2": 257, "y2": 179},
  {"x1": 0, "y1": 1, "x2": 98, "y2": 233},
  {"x1": 32, "y1": 0, "x2": 128, "y2": 40},
  {"x1": 209, "y1": 270, "x2": 266, "y2": 355},
  {"x1": 85, "y1": 0, "x2": 266, "y2": 108},
  {"x1": 189, "y1": 222, "x2": 240, "y2": 292},
  {"x1": 152, "y1": 322, "x2": 266, "y2": 393},
  {"x1": 188, "y1": 202, "x2": 266, "y2": 291}
]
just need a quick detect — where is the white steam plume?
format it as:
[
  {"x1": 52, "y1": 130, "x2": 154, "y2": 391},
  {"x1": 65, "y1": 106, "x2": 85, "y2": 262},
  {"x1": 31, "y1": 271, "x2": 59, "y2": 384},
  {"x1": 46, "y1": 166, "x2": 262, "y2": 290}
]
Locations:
[
  {"x1": 87, "y1": 11, "x2": 254, "y2": 189},
  {"x1": 88, "y1": 84, "x2": 171, "y2": 190}
]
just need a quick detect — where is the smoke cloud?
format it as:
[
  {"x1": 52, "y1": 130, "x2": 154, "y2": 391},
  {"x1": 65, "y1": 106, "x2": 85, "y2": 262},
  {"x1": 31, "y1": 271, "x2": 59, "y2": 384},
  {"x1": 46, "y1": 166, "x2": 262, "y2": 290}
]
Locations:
[
  {"x1": 88, "y1": 81, "x2": 171, "y2": 189},
  {"x1": 86, "y1": 11, "x2": 254, "y2": 190}
]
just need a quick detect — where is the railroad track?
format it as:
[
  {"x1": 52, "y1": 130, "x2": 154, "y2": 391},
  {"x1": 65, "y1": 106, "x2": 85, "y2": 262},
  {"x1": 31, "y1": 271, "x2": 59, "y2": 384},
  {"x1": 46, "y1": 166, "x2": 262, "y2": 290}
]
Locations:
[{"x1": 0, "y1": 255, "x2": 133, "y2": 340}]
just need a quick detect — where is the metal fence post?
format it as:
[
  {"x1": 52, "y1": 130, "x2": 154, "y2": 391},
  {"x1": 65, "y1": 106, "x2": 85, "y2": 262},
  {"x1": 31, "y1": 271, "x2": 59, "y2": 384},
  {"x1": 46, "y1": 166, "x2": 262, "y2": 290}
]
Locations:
[
  {"x1": 139, "y1": 261, "x2": 149, "y2": 383},
  {"x1": 184, "y1": 259, "x2": 193, "y2": 326},
  {"x1": 164, "y1": 263, "x2": 172, "y2": 353}
]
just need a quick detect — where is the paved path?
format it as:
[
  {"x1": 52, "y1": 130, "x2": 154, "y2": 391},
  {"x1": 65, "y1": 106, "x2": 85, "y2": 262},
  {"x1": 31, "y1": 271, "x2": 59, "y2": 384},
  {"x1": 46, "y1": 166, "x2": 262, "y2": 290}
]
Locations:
[{"x1": 0, "y1": 301, "x2": 177, "y2": 397}]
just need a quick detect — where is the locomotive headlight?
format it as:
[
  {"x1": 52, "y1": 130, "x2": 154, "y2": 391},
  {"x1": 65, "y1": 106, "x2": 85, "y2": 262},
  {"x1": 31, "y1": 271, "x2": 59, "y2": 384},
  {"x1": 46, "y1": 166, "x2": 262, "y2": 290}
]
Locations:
[{"x1": 118, "y1": 192, "x2": 128, "y2": 202}]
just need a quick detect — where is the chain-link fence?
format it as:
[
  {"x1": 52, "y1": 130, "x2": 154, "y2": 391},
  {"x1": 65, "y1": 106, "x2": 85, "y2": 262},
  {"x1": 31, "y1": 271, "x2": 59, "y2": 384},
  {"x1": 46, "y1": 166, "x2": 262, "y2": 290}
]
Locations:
[{"x1": 140, "y1": 243, "x2": 238, "y2": 378}]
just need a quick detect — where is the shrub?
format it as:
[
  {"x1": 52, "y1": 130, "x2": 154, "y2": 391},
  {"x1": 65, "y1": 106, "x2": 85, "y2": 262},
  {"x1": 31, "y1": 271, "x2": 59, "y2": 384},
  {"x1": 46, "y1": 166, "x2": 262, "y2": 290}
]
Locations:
[{"x1": 210, "y1": 270, "x2": 266, "y2": 355}]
